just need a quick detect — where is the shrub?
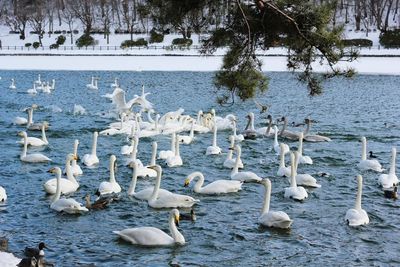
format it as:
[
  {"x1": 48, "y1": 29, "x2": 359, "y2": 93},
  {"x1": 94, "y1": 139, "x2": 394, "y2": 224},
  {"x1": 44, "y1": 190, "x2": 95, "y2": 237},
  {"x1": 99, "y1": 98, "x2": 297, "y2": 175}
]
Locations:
[
  {"x1": 379, "y1": 30, "x2": 400, "y2": 48},
  {"x1": 120, "y1": 38, "x2": 148, "y2": 48},
  {"x1": 342, "y1": 38, "x2": 373, "y2": 47},
  {"x1": 25, "y1": 43, "x2": 32, "y2": 47},
  {"x1": 32, "y1": 42, "x2": 40, "y2": 49},
  {"x1": 73, "y1": 30, "x2": 79, "y2": 34},
  {"x1": 149, "y1": 29, "x2": 164, "y2": 43},
  {"x1": 172, "y1": 38, "x2": 193, "y2": 47},
  {"x1": 54, "y1": 30, "x2": 62, "y2": 34},
  {"x1": 50, "y1": 43, "x2": 59, "y2": 49},
  {"x1": 76, "y1": 34, "x2": 95, "y2": 47},
  {"x1": 56, "y1": 35, "x2": 66, "y2": 45}
]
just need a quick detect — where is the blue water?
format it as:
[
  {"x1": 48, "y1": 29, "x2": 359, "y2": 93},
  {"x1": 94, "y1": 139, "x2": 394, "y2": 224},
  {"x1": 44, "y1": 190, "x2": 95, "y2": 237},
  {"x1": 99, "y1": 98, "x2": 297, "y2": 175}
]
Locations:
[{"x1": 0, "y1": 71, "x2": 400, "y2": 266}]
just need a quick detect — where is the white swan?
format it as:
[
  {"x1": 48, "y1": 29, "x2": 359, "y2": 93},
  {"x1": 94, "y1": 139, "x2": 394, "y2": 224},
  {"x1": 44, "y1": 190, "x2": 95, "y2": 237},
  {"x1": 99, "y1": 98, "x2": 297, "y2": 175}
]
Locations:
[
  {"x1": 184, "y1": 171, "x2": 242, "y2": 194},
  {"x1": 273, "y1": 125, "x2": 289, "y2": 155},
  {"x1": 0, "y1": 186, "x2": 7, "y2": 202},
  {"x1": 210, "y1": 109, "x2": 235, "y2": 131},
  {"x1": 110, "y1": 78, "x2": 119, "y2": 88},
  {"x1": 49, "y1": 167, "x2": 88, "y2": 214},
  {"x1": 357, "y1": 137, "x2": 383, "y2": 172},
  {"x1": 193, "y1": 110, "x2": 210, "y2": 133},
  {"x1": 223, "y1": 135, "x2": 244, "y2": 169},
  {"x1": 293, "y1": 151, "x2": 321, "y2": 188},
  {"x1": 178, "y1": 121, "x2": 195, "y2": 144},
  {"x1": 13, "y1": 107, "x2": 30, "y2": 125},
  {"x1": 35, "y1": 74, "x2": 42, "y2": 85},
  {"x1": 113, "y1": 209, "x2": 185, "y2": 246},
  {"x1": 112, "y1": 88, "x2": 149, "y2": 114},
  {"x1": 345, "y1": 175, "x2": 369, "y2": 226},
  {"x1": 256, "y1": 115, "x2": 276, "y2": 136},
  {"x1": 206, "y1": 124, "x2": 222, "y2": 155},
  {"x1": 158, "y1": 133, "x2": 176, "y2": 160},
  {"x1": 147, "y1": 165, "x2": 199, "y2": 208},
  {"x1": 231, "y1": 120, "x2": 244, "y2": 142},
  {"x1": 121, "y1": 135, "x2": 135, "y2": 155},
  {"x1": 9, "y1": 78, "x2": 16, "y2": 89},
  {"x1": 83, "y1": 131, "x2": 99, "y2": 167},
  {"x1": 297, "y1": 132, "x2": 313, "y2": 164},
  {"x1": 18, "y1": 131, "x2": 52, "y2": 163},
  {"x1": 284, "y1": 152, "x2": 308, "y2": 201},
  {"x1": 71, "y1": 140, "x2": 83, "y2": 176},
  {"x1": 231, "y1": 145, "x2": 262, "y2": 183},
  {"x1": 26, "y1": 107, "x2": 49, "y2": 131},
  {"x1": 166, "y1": 134, "x2": 183, "y2": 167},
  {"x1": 303, "y1": 118, "x2": 332, "y2": 142},
  {"x1": 259, "y1": 179, "x2": 293, "y2": 228},
  {"x1": 86, "y1": 76, "x2": 98, "y2": 90},
  {"x1": 43, "y1": 154, "x2": 79, "y2": 195},
  {"x1": 136, "y1": 141, "x2": 157, "y2": 177},
  {"x1": 27, "y1": 82, "x2": 38, "y2": 94},
  {"x1": 378, "y1": 147, "x2": 399, "y2": 189},
  {"x1": 277, "y1": 144, "x2": 291, "y2": 177},
  {"x1": 17, "y1": 123, "x2": 48, "y2": 147},
  {"x1": 127, "y1": 160, "x2": 171, "y2": 200},
  {"x1": 126, "y1": 135, "x2": 143, "y2": 168},
  {"x1": 98, "y1": 155, "x2": 121, "y2": 195},
  {"x1": 243, "y1": 112, "x2": 257, "y2": 139}
]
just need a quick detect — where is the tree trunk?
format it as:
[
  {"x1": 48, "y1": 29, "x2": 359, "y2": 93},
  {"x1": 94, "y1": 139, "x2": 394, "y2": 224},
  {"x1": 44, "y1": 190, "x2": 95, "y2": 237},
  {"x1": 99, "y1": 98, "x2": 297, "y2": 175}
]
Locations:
[{"x1": 355, "y1": 0, "x2": 361, "y2": 30}]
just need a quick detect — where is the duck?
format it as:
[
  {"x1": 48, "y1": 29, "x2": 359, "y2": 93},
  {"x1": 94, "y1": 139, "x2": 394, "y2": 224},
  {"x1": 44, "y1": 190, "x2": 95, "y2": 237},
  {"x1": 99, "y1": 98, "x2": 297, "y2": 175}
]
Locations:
[
  {"x1": 127, "y1": 161, "x2": 172, "y2": 200},
  {"x1": 43, "y1": 154, "x2": 79, "y2": 195},
  {"x1": 18, "y1": 131, "x2": 52, "y2": 163},
  {"x1": 180, "y1": 209, "x2": 196, "y2": 222},
  {"x1": 369, "y1": 151, "x2": 378, "y2": 159},
  {"x1": 357, "y1": 137, "x2": 383, "y2": 172},
  {"x1": 378, "y1": 147, "x2": 398, "y2": 189},
  {"x1": 166, "y1": 134, "x2": 183, "y2": 167},
  {"x1": 258, "y1": 179, "x2": 293, "y2": 228},
  {"x1": 206, "y1": 124, "x2": 222, "y2": 155},
  {"x1": 84, "y1": 194, "x2": 111, "y2": 210},
  {"x1": 24, "y1": 242, "x2": 47, "y2": 258},
  {"x1": 284, "y1": 152, "x2": 308, "y2": 201},
  {"x1": 345, "y1": 175, "x2": 369, "y2": 226},
  {"x1": 273, "y1": 125, "x2": 289, "y2": 155},
  {"x1": 17, "y1": 123, "x2": 48, "y2": 147},
  {"x1": 70, "y1": 140, "x2": 83, "y2": 176},
  {"x1": 303, "y1": 118, "x2": 332, "y2": 142},
  {"x1": 158, "y1": 133, "x2": 176, "y2": 160},
  {"x1": 223, "y1": 135, "x2": 244, "y2": 169},
  {"x1": 231, "y1": 145, "x2": 262, "y2": 183},
  {"x1": 297, "y1": 132, "x2": 313, "y2": 164},
  {"x1": 231, "y1": 120, "x2": 244, "y2": 142},
  {"x1": 9, "y1": 78, "x2": 16, "y2": 89},
  {"x1": 113, "y1": 209, "x2": 185, "y2": 246},
  {"x1": 277, "y1": 145, "x2": 291, "y2": 177},
  {"x1": 243, "y1": 112, "x2": 257, "y2": 139},
  {"x1": 49, "y1": 167, "x2": 88, "y2": 214},
  {"x1": 98, "y1": 155, "x2": 121, "y2": 195},
  {"x1": 86, "y1": 76, "x2": 98, "y2": 90},
  {"x1": 178, "y1": 120, "x2": 195, "y2": 144},
  {"x1": 0, "y1": 186, "x2": 7, "y2": 202},
  {"x1": 17, "y1": 256, "x2": 38, "y2": 267},
  {"x1": 279, "y1": 116, "x2": 301, "y2": 141},
  {"x1": 82, "y1": 131, "x2": 99, "y2": 167},
  {"x1": 384, "y1": 186, "x2": 398, "y2": 199},
  {"x1": 293, "y1": 151, "x2": 321, "y2": 188},
  {"x1": 184, "y1": 171, "x2": 243, "y2": 194},
  {"x1": 147, "y1": 165, "x2": 199, "y2": 208}
]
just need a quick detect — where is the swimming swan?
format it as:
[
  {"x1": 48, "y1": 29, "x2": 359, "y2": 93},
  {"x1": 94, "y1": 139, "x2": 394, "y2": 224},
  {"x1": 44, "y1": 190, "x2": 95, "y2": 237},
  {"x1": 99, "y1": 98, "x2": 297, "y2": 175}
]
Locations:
[
  {"x1": 18, "y1": 131, "x2": 52, "y2": 163},
  {"x1": 0, "y1": 186, "x2": 7, "y2": 202},
  {"x1": 166, "y1": 134, "x2": 183, "y2": 167},
  {"x1": 357, "y1": 137, "x2": 383, "y2": 172},
  {"x1": 284, "y1": 152, "x2": 308, "y2": 201},
  {"x1": 98, "y1": 155, "x2": 121, "y2": 195},
  {"x1": 303, "y1": 118, "x2": 332, "y2": 142},
  {"x1": 297, "y1": 132, "x2": 313, "y2": 164},
  {"x1": 113, "y1": 209, "x2": 185, "y2": 246},
  {"x1": 277, "y1": 145, "x2": 291, "y2": 177},
  {"x1": 243, "y1": 112, "x2": 257, "y2": 139},
  {"x1": 345, "y1": 175, "x2": 369, "y2": 226},
  {"x1": 293, "y1": 151, "x2": 321, "y2": 188},
  {"x1": 158, "y1": 133, "x2": 176, "y2": 160},
  {"x1": 43, "y1": 154, "x2": 79, "y2": 195},
  {"x1": 273, "y1": 125, "x2": 289, "y2": 155},
  {"x1": 17, "y1": 123, "x2": 48, "y2": 147},
  {"x1": 231, "y1": 145, "x2": 262, "y2": 183},
  {"x1": 223, "y1": 135, "x2": 244, "y2": 169},
  {"x1": 378, "y1": 147, "x2": 398, "y2": 189},
  {"x1": 83, "y1": 131, "x2": 99, "y2": 167},
  {"x1": 49, "y1": 167, "x2": 88, "y2": 214},
  {"x1": 184, "y1": 171, "x2": 243, "y2": 194},
  {"x1": 259, "y1": 179, "x2": 293, "y2": 228},
  {"x1": 206, "y1": 124, "x2": 222, "y2": 155},
  {"x1": 71, "y1": 140, "x2": 83, "y2": 176},
  {"x1": 86, "y1": 76, "x2": 98, "y2": 90}
]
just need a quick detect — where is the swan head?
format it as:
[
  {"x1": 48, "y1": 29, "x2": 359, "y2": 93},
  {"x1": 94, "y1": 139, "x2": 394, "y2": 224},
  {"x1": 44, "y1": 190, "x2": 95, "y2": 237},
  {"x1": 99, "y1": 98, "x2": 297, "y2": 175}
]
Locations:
[
  {"x1": 48, "y1": 167, "x2": 61, "y2": 174},
  {"x1": 67, "y1": 153, "x2": 78, "y2": 161},
  {"x1": 171, "y1": 209, "x2": 180, "y2": 227},
  {"x1": 228, "y1": 135, "x2": 234, "y2": 143},
  {"x1": 234, "y1": 144, "x2": 241, "y2": 154},
  {"x1": 260, "y1": 178, "x2": 271, "y2": 188},
  {"x1": 210, "y1": 109, "x2": 216, "y2": 116},
  {"x1": 183, "y1": 178, "x2": 191, "y2": 187},
  {"x1": 147, "y1": 164, "x2": 162, "y2": 174},
  {"x1": 31, "y1": 104, "x2": 39, "y2": 109},
  {"x1": 17, "y1": 131, "x2": 27, "y2": 138}
]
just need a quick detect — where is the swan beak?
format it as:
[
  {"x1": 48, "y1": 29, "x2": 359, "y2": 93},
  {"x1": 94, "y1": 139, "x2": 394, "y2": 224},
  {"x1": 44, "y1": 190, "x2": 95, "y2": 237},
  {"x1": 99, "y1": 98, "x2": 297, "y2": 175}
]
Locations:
[
  {"x1": 17, "y1": 131, "x2": 24, "y2": 137},
  {"x1": 47, "y1": 168, "x2": 55, "y2": 173},
  {"x1": 147, "y1": 165, "x2": 157, "y2": 170},
  {"x1": 175, "y1": 215, "x2": 180, "y2": 227},
  {"x1": 184, "y1": 179, "x2": 190, "y2": 187},
  {"x1": 73, "y1": 154, "x2": 79, "y2": 161},
  {"x1": 228, "y1": 147, "x2": 234, "y2": 150}
]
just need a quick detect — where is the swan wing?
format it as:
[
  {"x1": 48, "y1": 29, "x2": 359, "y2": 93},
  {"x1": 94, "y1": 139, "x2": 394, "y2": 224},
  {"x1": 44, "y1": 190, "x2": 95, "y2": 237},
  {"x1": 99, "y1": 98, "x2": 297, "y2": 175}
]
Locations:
[
  {"x1": 231, "y1": 171, "x2": 262, "y2": 182},
  {"x1": 114, "y1": 227, "x2": 174, "y2": 246},
  {"x1": 296, "y1": 174, "x2": 321, "y2": 188},
  {"x1": 22, "y1": 153, "x2": 51, "y2": 163},
  {"x1": 358, "y1": 160, "x2": 383, "y2": 172},
  {"x1": 112, "y1": 89, "x2": 127, "y2": 110},
  {"x1": 201, "y1": 180, "x2": 243, "y2": 194},
  {"x1": 284, "y1": 186, "x2": 308, "y2": 200},
  {"x1": 345, "y1": 208, "x2": 369, "y2": 226},
  {"x1": 259, "y1": 211, "x2": 293, "y2": 228},
  {"x1": 43, "y1": 178, "x2": 78, "y2": 195}
]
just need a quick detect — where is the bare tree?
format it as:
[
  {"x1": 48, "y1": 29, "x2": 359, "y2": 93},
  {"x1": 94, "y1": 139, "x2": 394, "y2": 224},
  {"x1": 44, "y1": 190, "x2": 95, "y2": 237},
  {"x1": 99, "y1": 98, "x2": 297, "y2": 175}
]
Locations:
[
  {"x1": 98, "y1": 0, "x2": 113, "y2": 44},
  {"x1": 4, "y1": 0, "x2": 32, "y2": 40},
  {"x1": 70, "y1": 0, "x2": 95, "y2": 35},
  {"x1": 29, "y1": 0, "x2": 48, "y2": 46},
  {"x1": 121, "y1": 0, "x2": 137, "y2": 40},
  {"x1": 61, "y1": 1, "x2": 76, "y2": 44}
]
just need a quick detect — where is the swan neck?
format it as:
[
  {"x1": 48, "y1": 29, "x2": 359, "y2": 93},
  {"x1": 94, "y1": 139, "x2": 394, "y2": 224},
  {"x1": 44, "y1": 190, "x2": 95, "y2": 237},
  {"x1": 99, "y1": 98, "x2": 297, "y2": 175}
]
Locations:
[
  {"x1": 53, "y1": 170, "x2": 61, "y2": 203},
  {"x1": 232, "y1": 148, "x2": 241, "y2": 175},
  {"x1": 389, "y1": 148, "x2": 396, "y2": 175},
  {"x1": 28, "y1": 108, "x2": 33, "y2": 124},
  {"x1": 73, "y1": 141, "x2": 79, "y2": 156},
  {"x1": 193, "y1": 173, "x2": 204, "y2": 192},
  {"x1": 41, "y1": 125, "x2": 48, "y2": 143},
  {"x1": 212, "y1": 126, "x2": 217, "y2": 147},
  {"x1": 147, "y1": 111, "x2": 154, "y2": 123},
  {"x1": 109, "y1": 159, "x2": 116, "y2": 183},
  {"x1": 279, "y1": 151, "x2": 285, "y2": 167},
  {"x1": 298, "y1": 135, "x2": 303, "y2": 155},
  {"x1": 280, "y1": 119, "x2": 287, "y2": 136},
  {"x1": 175, "y1": 136, "x2": 180, "y2": 156},
  {"x1": 91, "y1": 133, "x2": 98, "y2": 156},
  {"x1": 266, "y1": 118, "x2": 272, "y2": 135},
  {"x1": 303, "y1": 121, "x2": 310, "y2": 135},
  {"x1": 22, "y1": 134, "x2": 28, "y2": 158},
  {"x1": 169, "y1": 213, "x2": 184, "y2": 244},
  {"x1": 66, "y1": 157, "x2": 77, "y2": 184},
  {"x1": 150, "y1": 143, "x2": 157, "y2": 166},
  {"x1": 250, "y1": 115, "x2": 255, "y2": 130},
  {"x1": 355, "y1": 176, "x2": 363, "y2": 210},
  {"x1": 290, "y1": 155, "x2": 297, "y2": 187},
  {"x1": 150, "y1": 168, "x2": 162, "y2": 201},
  {"x1": 261, "y1": 181, "x2": 271, "y2": 214},
  {"x1": 361, "y1": 138, "x2": 367, "y2": 160},
  {"x1": 127, "y1": 165, "x2": 138, "y2": 195},
  {"x1": 170, "y1": 134, "x2": 176, "y2": 152},
  {"x1": 189, "y1": 122, "x2": 194, "y2": 138}
]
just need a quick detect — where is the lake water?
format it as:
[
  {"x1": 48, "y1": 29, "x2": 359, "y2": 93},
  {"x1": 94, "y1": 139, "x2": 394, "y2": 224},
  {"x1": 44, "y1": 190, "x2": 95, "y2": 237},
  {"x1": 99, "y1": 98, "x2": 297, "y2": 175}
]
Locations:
[{"x1": 0, "y1": 71, "x2": 399, "y2": 266}]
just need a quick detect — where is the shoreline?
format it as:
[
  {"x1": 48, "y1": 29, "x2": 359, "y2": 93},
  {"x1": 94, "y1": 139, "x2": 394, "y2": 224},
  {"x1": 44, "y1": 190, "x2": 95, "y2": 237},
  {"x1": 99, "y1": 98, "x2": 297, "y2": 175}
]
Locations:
[{"x1": 0, "y1": 55, "x2": 399, "y2": 75}]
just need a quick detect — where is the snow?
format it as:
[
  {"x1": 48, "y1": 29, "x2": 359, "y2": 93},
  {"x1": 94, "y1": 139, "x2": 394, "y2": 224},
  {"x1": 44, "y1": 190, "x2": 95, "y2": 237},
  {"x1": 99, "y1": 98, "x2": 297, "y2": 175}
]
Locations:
[{"x1": 0, "y1": 251, "x2": 21, "y2": 267}]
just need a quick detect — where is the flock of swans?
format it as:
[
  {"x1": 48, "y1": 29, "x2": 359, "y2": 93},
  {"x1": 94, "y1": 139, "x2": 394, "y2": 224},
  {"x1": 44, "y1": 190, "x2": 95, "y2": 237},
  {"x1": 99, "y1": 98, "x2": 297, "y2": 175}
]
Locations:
[
  {"x1": 9, "y1": 74, "x2": 56, "y2": 95},
  {"x1": 1, "y1": 73, "x2": 399, "y2": 264}
]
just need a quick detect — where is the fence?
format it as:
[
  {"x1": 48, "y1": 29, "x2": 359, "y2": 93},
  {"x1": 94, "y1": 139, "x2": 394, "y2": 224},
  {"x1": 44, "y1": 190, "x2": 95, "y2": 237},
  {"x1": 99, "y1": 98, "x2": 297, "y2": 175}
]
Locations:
[{"x1": 0, "y1": 44, "x2": 204, "y2": 51}]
